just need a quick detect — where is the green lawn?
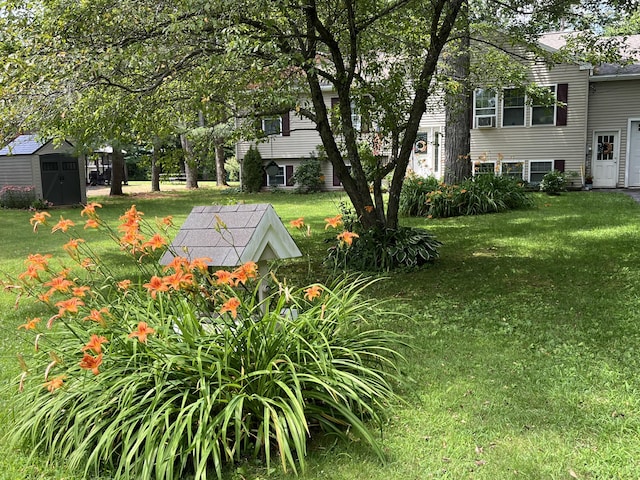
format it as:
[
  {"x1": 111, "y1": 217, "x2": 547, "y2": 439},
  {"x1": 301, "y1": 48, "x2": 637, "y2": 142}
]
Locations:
[{"x1": 1, "y1": 187, "x2": 640, "y2": 479}]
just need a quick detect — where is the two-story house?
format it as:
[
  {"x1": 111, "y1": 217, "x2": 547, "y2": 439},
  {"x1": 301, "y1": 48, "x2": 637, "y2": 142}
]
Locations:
[{"x1": 236, "y1": 33, "x2": 640, "y2": 191}]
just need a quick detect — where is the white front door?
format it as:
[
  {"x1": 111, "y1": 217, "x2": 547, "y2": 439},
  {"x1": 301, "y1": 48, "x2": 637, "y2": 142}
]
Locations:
[
  {"x1": 593, "y1": 131, "x2": 618, "y2": 188},
  {"x1": 628, "y1": 122, "x2": 640, "y2": 187}
]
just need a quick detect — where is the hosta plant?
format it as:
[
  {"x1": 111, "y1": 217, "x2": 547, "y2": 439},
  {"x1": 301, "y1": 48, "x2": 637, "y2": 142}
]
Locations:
[{"x1": 4, "y1": 204, "x2": 405, "y2": 480}]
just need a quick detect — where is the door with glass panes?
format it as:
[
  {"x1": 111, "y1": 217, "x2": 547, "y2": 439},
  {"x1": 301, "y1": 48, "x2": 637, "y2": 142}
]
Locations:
[{"x1": 592, "y1": 131, "x2": 618, "y2": 188}]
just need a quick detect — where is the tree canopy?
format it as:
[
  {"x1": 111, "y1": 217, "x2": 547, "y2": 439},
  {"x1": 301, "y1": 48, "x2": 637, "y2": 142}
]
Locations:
[{"x1": 0, "y1": 0, "x2": 634, "y2": 227}]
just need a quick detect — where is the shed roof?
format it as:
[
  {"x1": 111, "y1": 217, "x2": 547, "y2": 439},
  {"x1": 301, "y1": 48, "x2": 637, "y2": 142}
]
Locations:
[
  {"x1": 160, "y1": 204, "x2": 302, "y2": 267},
  {"x1": 0, "y1": 134, "x2": 46, "y2": 155}
]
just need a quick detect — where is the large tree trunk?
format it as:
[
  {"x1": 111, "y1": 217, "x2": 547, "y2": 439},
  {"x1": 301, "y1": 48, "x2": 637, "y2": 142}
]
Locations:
[
  {"x1": 444, "y1": 5, "x2": 472, "y2": 185},
  {"x1": 215, "y1": 141, "x2": 227, "y2": 186},
  {"x1": 180, "y1": 133, "x2": 199, "y2": 189},
  {"x1": 151, "y1": 138, "x2": 161, "y2": 192},
  {"x1": 109, "y1": 146, "x2": 124, "y2": 196}
]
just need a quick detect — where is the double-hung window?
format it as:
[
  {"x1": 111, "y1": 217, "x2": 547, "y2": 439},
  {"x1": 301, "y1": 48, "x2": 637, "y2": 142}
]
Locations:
[
  {"x1": 502, "y1": 88, "x2": 525, "y2": 127},
  {"x1": 474, "y1": 88, "x2": 497, "y2": 128},
  {"x1": 531, "y1": 86, "x2": 556, "y2": 126},
  {"x1": 262, "y1": 117, "x2": 282, "y2": 136},
  {"x1": 529, "y1": 160, "x2": 553, "y2": 183},
  {"x1": 267, "y1": 165, "x2": 285, "y2": 186},
  {"x1": 474, "y1": 161, "x2": 496, "y2": 176},
  {"x1": 500, "y1": 161, "x2": 524, "y2": 180}
]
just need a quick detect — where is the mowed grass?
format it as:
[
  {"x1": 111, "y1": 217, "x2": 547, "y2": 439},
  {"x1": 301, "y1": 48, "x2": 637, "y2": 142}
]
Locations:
[{"x1": 1, "y1": 185, "x2": 640, "y2": 479}]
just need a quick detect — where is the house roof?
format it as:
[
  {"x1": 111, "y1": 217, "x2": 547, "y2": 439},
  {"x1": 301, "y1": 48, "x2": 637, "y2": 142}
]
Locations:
[
  {"x1": 0, "y1": 134, "x2": 47, "y2": 155},
  {"x1": 159, "y1": 204, "x2": 302, "y2": 267},
  {"x1": 539, "y1": 32, "x2": 640, "y2": 77}
]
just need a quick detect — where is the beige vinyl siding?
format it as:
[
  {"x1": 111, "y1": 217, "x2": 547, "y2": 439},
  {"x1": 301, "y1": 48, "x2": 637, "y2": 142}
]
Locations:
[
  {"x1": 471, "y1": 63, "x2": 590, "y2": 181},
  {"x1": 586, "y1": 79, "x2": 640, "y2": 187},
  {"x1": 237, "y1": 92, "x2": 332, "y2": 161},
  {"x1": 0, "y1": 156, "x2": 36, "y2": 187}
]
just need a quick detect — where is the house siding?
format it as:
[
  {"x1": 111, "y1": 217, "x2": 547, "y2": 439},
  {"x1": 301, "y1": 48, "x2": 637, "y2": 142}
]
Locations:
[
  {"x1": 0, "y1": 156, "x2": 35, "y2": 187},
  {"x1": 586, "y1": 79, "x2": 640, "y2": 187},
  {"x1": 470, "y1": 62, "x2": 590, "y2": 183}
]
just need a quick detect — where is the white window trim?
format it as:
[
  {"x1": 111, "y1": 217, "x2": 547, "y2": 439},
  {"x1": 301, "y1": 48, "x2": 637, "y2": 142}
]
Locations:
[
  {"x1": 473, "y1": 88, "x2": 497, "y2": 128},
  {"x1": 472, "y1": 160, "x2": 497, "y2": 176},
  {"x1": 266, "y1": 165, "x2": 285, "y2": 186},
  {"x1": 528, "y1": 159, "x2": 554, "y2": 183},
  {"x1": 500, "y1": 161, "x2": 525, "y2": 180},
  {"x1": 262, "y1": 117, "x2": 282, "y2": 136},
  {"x1": 501, "y1": 87, "x2": 526, "y2": 128},
  {"x1": 530, "y1": 85, "x2": 557, "y2": 127}
]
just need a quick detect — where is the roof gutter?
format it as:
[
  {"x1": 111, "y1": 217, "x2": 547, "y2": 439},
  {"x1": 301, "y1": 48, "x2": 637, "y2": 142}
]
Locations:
[{"x1": 590, "y1": 72, "x2": 640, "y2": 82}]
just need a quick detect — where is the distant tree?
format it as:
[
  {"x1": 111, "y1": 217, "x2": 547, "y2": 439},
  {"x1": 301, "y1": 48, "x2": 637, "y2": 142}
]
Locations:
[{"x1": 241, "y1": 147, "x2": 264, "y2": 193}]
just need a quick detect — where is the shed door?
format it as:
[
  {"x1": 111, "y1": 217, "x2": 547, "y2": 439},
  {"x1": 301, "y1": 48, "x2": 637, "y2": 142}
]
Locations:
[
  {"x1": 40, "y1": 154, "x2": 81, "y2": 205},
  {"x1": 592, "y1": 131, "x2": 618, "y2": 188},
  {"x1": 628, "y1": 122, "x2": 640, "y2": 187}
]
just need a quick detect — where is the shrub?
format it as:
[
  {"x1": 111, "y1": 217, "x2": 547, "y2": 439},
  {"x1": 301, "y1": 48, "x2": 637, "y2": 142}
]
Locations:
[
  {"x1": 323, "y1": 203, "x2": 441, "y2": 272},
  {"x1": 424, "y1": 175, "x2": 533, "y2": 219},
  {"x1": 241, "y1": 147, "x2": 264, "y2": 193},
  {"x1": 539, "y1": 169, "x2": 567, "y2": 195},
  {"x1": 399, "y1": 174, "x2": 439, "y2": 216},
  {"x1": 5, "y1": 205, "x2": 404, "y2": 479},
  {"x1": 0, "y1": 185, "x2": 37, "y2": 209},
  {"x1": 292, "y1": 155, "x2": 324, "y2": 193}
]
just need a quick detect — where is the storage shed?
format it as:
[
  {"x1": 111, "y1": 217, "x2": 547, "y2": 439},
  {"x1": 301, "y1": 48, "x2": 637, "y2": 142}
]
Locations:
[{"x1": 0, "y1": 134, "x2": 86, "y2": 205}]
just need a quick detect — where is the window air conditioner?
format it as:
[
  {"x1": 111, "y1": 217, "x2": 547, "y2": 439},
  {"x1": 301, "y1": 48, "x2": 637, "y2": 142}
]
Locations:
[{"x1": 477, "y1": 116, "x2": 496, "y2": 128}]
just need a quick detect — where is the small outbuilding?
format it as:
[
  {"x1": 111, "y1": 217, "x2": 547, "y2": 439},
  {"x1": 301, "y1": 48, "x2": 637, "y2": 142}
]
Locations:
[
  {"x1": 0, "y1": 134, "x2": 86, "y2": 205},
  {"x1": 160, "y1": 204, "x2": 302, "y2": 271}
]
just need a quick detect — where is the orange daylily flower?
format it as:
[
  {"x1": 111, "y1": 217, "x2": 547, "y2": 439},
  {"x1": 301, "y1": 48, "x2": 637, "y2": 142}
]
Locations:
[
  {"x1": 55, "y1": 297, "x2": 84, "y2": 317},
  {"x1": 164, "y1": 271, "x2": 194, "y2": 291},
  {"x1": 214, "y1": 269, "x2": 235, "y2": 286},
  {"x1": 80, "y1": 258, "x2": 95, "y2": 269},
  {"x1": 189, "y1": 257, "x2": 212, "y2": 272},
  {"x1": 18, "y1": 317, "x2": 41, "y2": 330},
  {"x1": 43, "y1": 375, "x2": 66, "y2": 393},
  {"x1": 220, "y1": 297, "x2": 241, "y2": 319},
  {"x1": 364, "y1": 205, "x2": 374, "y2": 213},
  {"x1": 337, "y1": 231, "x2": 359, "y2": 246},
  {"x1": 72, "y1": 286, "x2": 91, "y2": 298},
  {"x1": 83, "y1": 307, "x2": 109, "y2": 326},
  {"x1": 164, "y1": 256, "x2": 190, "y2": 273},
  {"x1": 19, "y1": 265, "x2": 41, "y2": 282},
  {"x1": 161, "y1": 215, "x2": 174, "y2": 227},
  {"x1": 63, "y1": 238, "x2": 85, "y2": 255},
  {"x1": 232, "y1": 262, "x2": 258, "y2": 285},
  {"x1": 79, "y1": 353, "x2": 103, "y2": 375},
  {"x1": 84, "y1": 219, "x2": 99, "y2": 229},
  {"x1": 143, "y1": 276, "x2": 169, "y2": 299},
  {"x1": 51, "y1": 217, "x2": 75, "y2": 233},
  {"x1": 117, "y1": 279, "x2": 132, "y2": 291},
  {"x1": 304, "y1": 285, "x2": 323, "y2": 301},
  {"x1": 25, "y1": 253, "x2": 52, "y2": 269},
  {"x1": 80, "y1": 202, "x2": 102, "y2": 218},
  {"x1": 44, "y1": 276, "x2": 74, "y2": 293},
  {"x1": 30, "y1": 211, "x2": 51, "y2": 232},
  {"x1": 128, "y1": 322, "x2": 156, "y2": 344},
  {"x1": 324, "y1": 214, "x2": 343, "y2": 229},
  {"x1": 141, "y1": 233, "x2": 167, "y2": 251},
  {"x1": 290, "y1": 217, "x2": 305, "y2": 229},
  {"x1": 82, "y1": 334, "x2": 109, "y2": 354},
  {"x1": 119, "y1": 205, "x2": 143, "y2": 226}
]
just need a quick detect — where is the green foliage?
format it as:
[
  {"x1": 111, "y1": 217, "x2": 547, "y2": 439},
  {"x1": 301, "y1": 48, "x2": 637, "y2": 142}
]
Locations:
[
  {"x1": 399, "y1": 174, "x2": 440, "y2": 217},
  {"x1": 0, "y1": 185, "x2": 37, "y2": 209},
  {"x1": 5, "y1": 206, "x2": 404, "y2": 480},
  {"x1": 324, "y1": 202, "x2": 441, "y2": 272},
  {"x1": 403, "y1": 174, "x2": 534, "y2": 219},
  {"x1": 326, "y1": 226, "x2": 442, "y2": 272},
  {"x1": 539, "y1": 169, "x2": 567, "y2": 195},
  {"x1": 225, "y1": 157, "x2": 240, "y2": 182},
  {"x1": 292, "y1": 155, "x2": 324, "y2": 193},
  {"x1": 241, "y1": 147, "x2": 264, "y2": 193}
]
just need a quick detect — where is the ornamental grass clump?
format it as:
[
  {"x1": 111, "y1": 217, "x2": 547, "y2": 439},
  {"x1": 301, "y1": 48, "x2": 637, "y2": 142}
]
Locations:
[{"x1": 3, "y1": 203, "x2": 404, "y2": 479}]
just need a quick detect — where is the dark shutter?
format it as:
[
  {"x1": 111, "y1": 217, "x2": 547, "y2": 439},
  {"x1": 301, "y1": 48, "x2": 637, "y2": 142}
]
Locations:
[
  {"x1": 262, "y1": 164, "x2": 268, "y2": 187},
  {"x1": 332, "y1": 165, "x2": 341, "y2": 186},
  {"x1": 331, "y1": 97, "x2": 339, "y2": 109},
  {"x1": 556, "y1": 83, "x2": 568, "y2": 126},
  {"x1": 554, "y1": 159, "x2": 565, "y2": 172},
  {"x1": 282, "y1": 112, "x2": 290, "y2": 136},
  {"x1": 286, "y1": 165, "x2": 294, "y2": 186}
]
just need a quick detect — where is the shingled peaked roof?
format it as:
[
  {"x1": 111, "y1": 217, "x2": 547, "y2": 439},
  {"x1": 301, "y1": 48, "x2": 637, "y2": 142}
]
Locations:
[
  {"x1": 160, "y1": 204, "x2": 301, "y2": 267},
  {"x1": 0, "y1": 134, "x2": 46, "y2": 155}
]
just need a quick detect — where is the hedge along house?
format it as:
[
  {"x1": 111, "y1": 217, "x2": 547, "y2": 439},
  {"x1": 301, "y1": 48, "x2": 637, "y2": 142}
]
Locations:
[{"x1": 0, "y1": 134, "x2": 86, "y2": 205}]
